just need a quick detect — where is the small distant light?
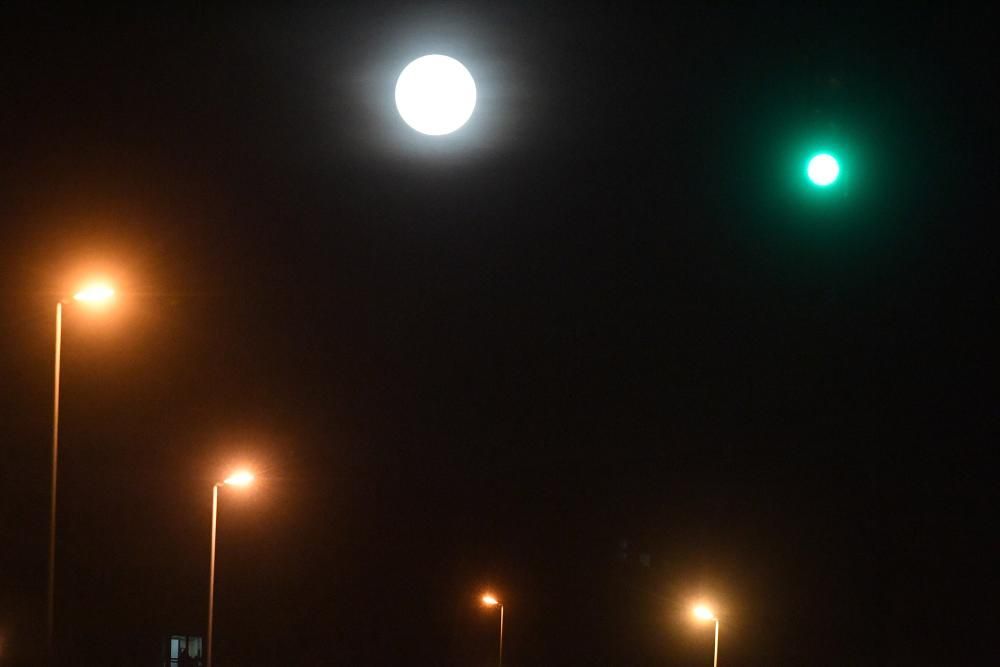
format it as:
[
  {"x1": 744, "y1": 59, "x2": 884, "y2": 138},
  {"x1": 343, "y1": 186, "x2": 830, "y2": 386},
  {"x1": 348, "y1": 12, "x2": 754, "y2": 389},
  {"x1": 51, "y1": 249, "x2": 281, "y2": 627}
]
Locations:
[
  {"x1": 73, "y1": 284, "x2": 115, "y2": 304},
  {"x1": 807, "y1": 153, "x2": 840, "y2": 186},
  {"x1": 224, "y1": 471, "x2": 255, "y2": 487}
]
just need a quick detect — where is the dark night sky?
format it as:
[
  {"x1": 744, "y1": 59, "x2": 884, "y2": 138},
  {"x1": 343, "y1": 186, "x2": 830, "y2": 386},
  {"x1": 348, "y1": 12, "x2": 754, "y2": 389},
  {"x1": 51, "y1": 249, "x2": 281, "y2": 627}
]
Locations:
[{"x1": 1, "y1": 3, "x2": 995, "y2": 665}]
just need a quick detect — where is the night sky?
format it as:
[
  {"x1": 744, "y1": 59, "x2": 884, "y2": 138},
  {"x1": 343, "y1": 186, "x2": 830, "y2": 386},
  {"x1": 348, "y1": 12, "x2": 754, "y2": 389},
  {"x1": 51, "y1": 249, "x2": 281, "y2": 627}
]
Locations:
[{"x1": 1, "y1": 4, "x2": 995, "y2": 665}]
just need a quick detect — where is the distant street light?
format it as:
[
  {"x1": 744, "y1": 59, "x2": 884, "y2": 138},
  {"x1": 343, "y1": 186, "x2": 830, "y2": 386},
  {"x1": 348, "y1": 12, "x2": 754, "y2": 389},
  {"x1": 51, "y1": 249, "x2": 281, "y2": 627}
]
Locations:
[
  {"x1": 481, "y1": 593, "x2": 504, "y2": 667},
  {"x1": 395, "y1": 54, "x2": 477, "y2": 135},
  {"x1": 693, "y1": 605, "x2": 720, "y2": 667},
  {"x1": 207, "y1": 471, "x2": 255, "y2": 667},
  {"x1": 48, "y1": 282, "x2": 116, "y2": 658}
]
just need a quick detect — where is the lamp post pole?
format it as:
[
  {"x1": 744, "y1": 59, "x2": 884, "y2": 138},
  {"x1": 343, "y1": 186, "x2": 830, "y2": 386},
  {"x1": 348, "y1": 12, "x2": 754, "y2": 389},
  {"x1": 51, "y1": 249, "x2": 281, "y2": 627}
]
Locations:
[
  {"x1": 46, "y1": 301, "x2": 63, "y2": 660},
  {"x1": 497, "y1": 603, "x2": 504, "y2": 667},
  {"x1": 46, "y1": 284, "x2": 115, "y2": 662},
  {"x1": 713, "y1": 617, "x2": 719, "y2": 667},
  {"x1": 207, "y1": 471, "x2": 253, "y2": 667},
  {"x1": 693, "y1": 605, "x2": 720, "y2": 667},
  {"x1": 207, "y1": 482, "x2": 220, "y2": 667},
  {"x1": 481, "y1": 595, "x2": 504, "y2": 667}
]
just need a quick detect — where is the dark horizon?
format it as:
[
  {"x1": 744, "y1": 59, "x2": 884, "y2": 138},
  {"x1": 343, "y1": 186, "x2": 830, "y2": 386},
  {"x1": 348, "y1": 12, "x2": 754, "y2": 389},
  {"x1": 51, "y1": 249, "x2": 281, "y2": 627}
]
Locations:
[{"x1": 1, "y1": 3, "x2": 994, "y2": 665}]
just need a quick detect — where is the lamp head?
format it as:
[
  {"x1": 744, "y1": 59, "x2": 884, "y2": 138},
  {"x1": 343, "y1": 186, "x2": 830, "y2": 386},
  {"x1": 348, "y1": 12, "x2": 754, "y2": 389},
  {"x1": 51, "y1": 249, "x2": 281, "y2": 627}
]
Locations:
[
  {"x1": 223, "y1": 471, "x2": 255, "y2": 487},
  {"x1": 72, "y1": 283, "x2": 115, "y2": 305},
  {"x1": 693, "y1": 605, "x2": 716, "y2": 621}
]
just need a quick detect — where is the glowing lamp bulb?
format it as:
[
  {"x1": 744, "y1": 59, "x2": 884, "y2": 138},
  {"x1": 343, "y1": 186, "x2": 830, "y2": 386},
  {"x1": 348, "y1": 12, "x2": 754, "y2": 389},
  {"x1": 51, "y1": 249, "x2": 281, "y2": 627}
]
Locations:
[
  {"x1": 693, "y1": 605, "x2": 715, "y2": 621},
  {"x1": 481, "y1": 594, "x2": 499, "y2": 606},
  {"x1": 807, "y1": 153, "x2": 840, "y2": 186},
  {"x1": 224, "y1": 471, "x2": 255, "y2": 487},
  {"x1": 395, "y1": 54, "x2": 477, "y2": 135},
  {"x1": 73, "y1": 284, "x2": 115, "y2": 304}
]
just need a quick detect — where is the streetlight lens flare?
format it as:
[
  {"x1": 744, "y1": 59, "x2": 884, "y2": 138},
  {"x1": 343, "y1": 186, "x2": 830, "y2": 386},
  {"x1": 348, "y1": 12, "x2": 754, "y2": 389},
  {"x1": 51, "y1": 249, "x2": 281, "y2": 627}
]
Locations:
[
  {"x1": 395, "y1": 54, "x2": 476, "y2": 135},
  {"x1": 224, "y1": 471, "x2": 254, "y2": 487},
  {"x1": 481, "y1": 594, "x2": 499, "y2": 606},
  {"x1": 73, "y1": 284, "x2": 115, "y2": 304},
  {"x1": 807, "y1": 153, "x2": 840, "y2": 186},
  {"x1": 693, "y1": 605, "x2": 715, "y2": 621}
]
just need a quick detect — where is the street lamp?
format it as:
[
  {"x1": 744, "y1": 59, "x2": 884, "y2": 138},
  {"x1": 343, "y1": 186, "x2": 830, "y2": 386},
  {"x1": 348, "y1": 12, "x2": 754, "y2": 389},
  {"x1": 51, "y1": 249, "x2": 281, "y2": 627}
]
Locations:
[
  {"x1": 207, "y1": 471, "x2": 254, "y2": 667},
  {"x1": 48, "y1": 282, "x2": 116, "y2": 656},
  {"x1": 693, "y1": 605, "x2": 719, "y2": 667},
  {"x1": 481, "y1": 594, "x2": 504, "y2": 667}
]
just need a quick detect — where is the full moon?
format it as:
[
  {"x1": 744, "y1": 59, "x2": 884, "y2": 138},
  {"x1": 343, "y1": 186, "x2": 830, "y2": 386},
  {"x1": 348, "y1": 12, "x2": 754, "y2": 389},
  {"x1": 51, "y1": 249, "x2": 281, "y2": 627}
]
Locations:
[
  {"x1": 395, "y1": 55, "x2": 477, "y2": 136},
  {"x1": 807, "y1": 153, "x2": 840, "y2": 187}
]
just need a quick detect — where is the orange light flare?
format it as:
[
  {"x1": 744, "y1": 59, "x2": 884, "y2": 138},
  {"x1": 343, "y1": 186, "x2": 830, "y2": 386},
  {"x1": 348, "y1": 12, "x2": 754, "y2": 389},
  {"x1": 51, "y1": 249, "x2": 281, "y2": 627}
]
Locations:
[{"x1": 481, "y1": 594, "x2": 500, "y2": 607}]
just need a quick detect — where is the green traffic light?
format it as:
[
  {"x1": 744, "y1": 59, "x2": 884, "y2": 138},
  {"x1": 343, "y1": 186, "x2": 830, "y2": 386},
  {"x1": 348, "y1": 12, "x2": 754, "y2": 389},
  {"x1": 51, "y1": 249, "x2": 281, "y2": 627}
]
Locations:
[{"x1": 807, "y1": 153, "x2": 840, "y2": 187}]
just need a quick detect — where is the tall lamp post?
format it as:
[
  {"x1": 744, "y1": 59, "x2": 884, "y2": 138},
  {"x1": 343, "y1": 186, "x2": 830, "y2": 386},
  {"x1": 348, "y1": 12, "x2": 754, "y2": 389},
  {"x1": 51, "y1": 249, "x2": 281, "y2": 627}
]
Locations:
[
  {"x1": 48, "y1": 283, "x2": 115, "y2": 658},
  {"x1": 693, "y1": 605, "x2": 719, "y2": 667},
  {"x1": 207, "y1": 471, "x2": 254, "y2": 667},
  {"x1": 481, "y1": 594, "x2": 504, "y2": 667}
]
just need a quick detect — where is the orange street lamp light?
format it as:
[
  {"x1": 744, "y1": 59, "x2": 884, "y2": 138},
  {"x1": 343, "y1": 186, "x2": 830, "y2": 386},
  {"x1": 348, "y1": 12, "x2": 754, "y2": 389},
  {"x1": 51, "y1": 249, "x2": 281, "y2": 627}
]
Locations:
[
  {"x1": 481, "y1": 593, "x2": 504, "y2": 667},
  {"x1": 73, "y1": 283, "x2": 115, "y2": 304},
  {"x1": 208, "y1": 471, "x2": 255, "y2": 667},
  {"x1": 693, "y1": 605, "x2": 720, "y2": 667},
  {"x1": 47, "y1": 281, "x2": 117, "y2": 658},
  {"x1": 223, "y1": 471, "x2": 254, "y2": 487}
]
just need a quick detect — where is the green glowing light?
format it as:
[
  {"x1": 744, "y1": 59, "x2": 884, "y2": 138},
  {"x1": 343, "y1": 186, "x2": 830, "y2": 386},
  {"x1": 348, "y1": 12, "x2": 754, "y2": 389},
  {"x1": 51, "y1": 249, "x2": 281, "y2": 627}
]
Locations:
[{"x1": 807, "y1": 153, "x2": 840, "y2": 186}]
